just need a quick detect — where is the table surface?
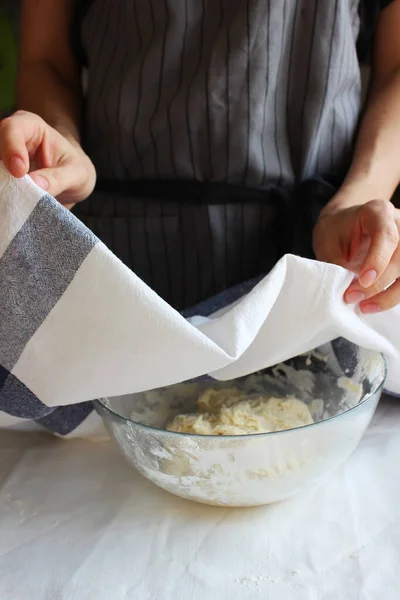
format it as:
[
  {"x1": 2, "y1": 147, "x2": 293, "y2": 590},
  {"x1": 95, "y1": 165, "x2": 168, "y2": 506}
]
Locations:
[{"x1": 1, "y1": 397, "x2": 400, "y2": 600}]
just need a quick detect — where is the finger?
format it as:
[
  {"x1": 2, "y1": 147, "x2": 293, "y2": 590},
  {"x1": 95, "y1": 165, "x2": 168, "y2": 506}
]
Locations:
[
  {"x1": 344, "y1": 261, "x2": 398, "y2": 304},
  {"x1": 357, "y1": 202, "x2": 399, "y2": 288},
  {"x1": 359, "y1": 277, "x2": 400, "y2": 314},
  {"x1": 0, "y1": 111, "x2": 44, "y2": 177},
  {"x1": 346, "y1": 233, "x2": 371, "y2": 274},
  {"x1": 30, "y1": 162, "x2": 87, "y2": 200},
  {"x1": 0, "y1": 121, "x2": 29, "y2": 177}
]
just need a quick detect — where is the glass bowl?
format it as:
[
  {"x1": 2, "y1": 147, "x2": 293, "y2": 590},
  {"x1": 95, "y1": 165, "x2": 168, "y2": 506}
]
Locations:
[{"x1": 95, "y1": 340, "x2": 386, "y2": 507}]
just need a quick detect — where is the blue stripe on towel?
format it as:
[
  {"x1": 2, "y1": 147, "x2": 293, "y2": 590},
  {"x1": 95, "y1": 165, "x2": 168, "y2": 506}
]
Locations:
[
  {"x1": 0, "y1": 195, "x2": 98, "y2": 371},
  {"x1": 0, "y1": 362, "x2": 93, "y2": 432},
  {"x1": 36, "y1": 402, "x2": 93, "y2": 435},
  {"x1": 0, "y1": 364, "x2": 54, "y2": 419}
]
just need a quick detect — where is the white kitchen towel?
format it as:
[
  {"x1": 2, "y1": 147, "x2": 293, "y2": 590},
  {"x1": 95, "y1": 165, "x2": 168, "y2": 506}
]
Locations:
[{"x1": 0, "y1": 162, "x2": 399, "y2": 437}]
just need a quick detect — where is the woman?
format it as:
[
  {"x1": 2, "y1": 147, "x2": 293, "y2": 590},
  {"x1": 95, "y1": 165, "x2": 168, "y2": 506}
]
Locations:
[{"x1": 1, "y1": 0, "x2": 400, "y2": 312}]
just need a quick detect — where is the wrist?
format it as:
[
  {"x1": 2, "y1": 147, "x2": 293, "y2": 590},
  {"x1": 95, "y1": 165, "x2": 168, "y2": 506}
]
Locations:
[
  {"x1": 322, "y1": 176, "x2": 395, "y2": 217},
  {"x1": 54, "y1": 123, "x2": 81, "y2": 147}
]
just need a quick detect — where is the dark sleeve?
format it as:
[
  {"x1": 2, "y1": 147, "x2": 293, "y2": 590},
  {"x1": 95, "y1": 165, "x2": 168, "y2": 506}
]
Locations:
[
  {"x1": 357, "y1": 0, "x2": 394, "y2": 63},
  {"x1": 70, "y1": 0, "x2": 94, "y2": 67}
]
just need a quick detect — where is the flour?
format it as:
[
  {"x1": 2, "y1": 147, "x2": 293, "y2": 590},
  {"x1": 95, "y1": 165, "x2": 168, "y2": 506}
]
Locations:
[
  {"x1": 236, "y1": 574, "x2": 270, "y2": 590},
  {"x1": 113, "y1": 417, "x2": 318, "y2": 506},
  {"x1": 103, "y1": 346, "x2": 382, "y2": 506}
]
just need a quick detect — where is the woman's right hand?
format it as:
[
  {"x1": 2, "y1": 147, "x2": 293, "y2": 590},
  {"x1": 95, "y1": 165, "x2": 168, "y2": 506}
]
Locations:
[{"x1": 0, "y1": 110, "x2": 96, "y2": 208}]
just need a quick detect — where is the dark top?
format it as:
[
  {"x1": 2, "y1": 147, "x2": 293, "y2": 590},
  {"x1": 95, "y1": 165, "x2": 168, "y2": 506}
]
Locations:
[{"x1": 357, "y1": 0, "x2": 396, "y2": 61}]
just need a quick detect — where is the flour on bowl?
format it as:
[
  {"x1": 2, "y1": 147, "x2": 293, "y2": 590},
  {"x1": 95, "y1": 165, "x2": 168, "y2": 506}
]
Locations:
[{"x1": 98, "y1": 343, "x2": 385, "y2": 506}]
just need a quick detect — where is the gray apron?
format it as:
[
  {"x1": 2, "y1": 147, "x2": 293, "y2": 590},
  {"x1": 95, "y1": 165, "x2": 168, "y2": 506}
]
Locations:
[{"x1": 73, "y1": 0, "x2": 362, "y2": 310}]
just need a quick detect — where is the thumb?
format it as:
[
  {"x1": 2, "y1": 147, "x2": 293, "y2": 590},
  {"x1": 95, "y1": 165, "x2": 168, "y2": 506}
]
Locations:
[{"x1": 29, "y1": 163, "x2": 86, "y2": 200}]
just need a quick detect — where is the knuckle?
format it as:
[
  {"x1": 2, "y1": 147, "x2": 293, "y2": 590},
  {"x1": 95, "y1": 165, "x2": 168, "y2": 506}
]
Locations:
[
  {"x1": 0, "y1": 116, "x2": 14, "y2": 132},
  {"x1": 0, "y1": 120, "x2": 18, "y2": 148},
  {"x1": 359, "y1": 200, "x2": 378, "y2": 216},
  {"x1": 366, "y1": 199, "x2": 380, "y2": 210},
  {"x1": 369, "y1": 281, "x2": 384, "y2": 295},
  {"x1": 81, "y1": 179, "x2": 96, "y2": 201},
  {"x1": 362, "y1": 199, "x2": 395, "y2": 222},
  {"x1": 384, "y1": 225, "x2": 399, "y2": 244},
  {"x1": 0, "y1": 111, "x2": 44, "y2": 140},
  {"x1": 50, "y1": 170, "x2": 62, "y2": 185},
  {"x1": 14, "y1": 110, "x2": 45, "y2": 131},
  {"x1": 369, "y1": 198, "x2": 392, "y2": 213},
  {"x1": 381, "y1": 202, "x2": 395, "y2": 220},
  {"x1": 374, "y1": 251, "x2": 392, "y2": 267},
  {"x1": 14, "y1": 109, "x2": 38, "y2": 122}
]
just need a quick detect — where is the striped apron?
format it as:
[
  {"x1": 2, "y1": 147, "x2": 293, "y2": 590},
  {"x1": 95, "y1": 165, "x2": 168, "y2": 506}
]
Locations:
[{"x1": 73, "y1": 0, "x2": 362, "y2": 310}]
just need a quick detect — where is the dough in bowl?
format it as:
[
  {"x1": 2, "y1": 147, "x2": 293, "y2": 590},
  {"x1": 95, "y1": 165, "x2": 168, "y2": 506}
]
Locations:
[{"x1": 166, "y1": 387, "x2": 313, "y2": 436}]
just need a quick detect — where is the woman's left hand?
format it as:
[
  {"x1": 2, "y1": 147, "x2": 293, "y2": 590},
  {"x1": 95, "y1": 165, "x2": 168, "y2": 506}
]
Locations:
[{"x1": 313, "y1": 199, "x2": 400, "y2": 313}]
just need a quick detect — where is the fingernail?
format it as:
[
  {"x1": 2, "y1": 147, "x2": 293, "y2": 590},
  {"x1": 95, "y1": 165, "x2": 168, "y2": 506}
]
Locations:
[
  {"x1": 9, "y1": 155, "x2": 25, "y2": 176},
  {"x1": 30, "y1": 175, "x2": 49, "y2": 191},
  {"x1": 361, "y1": 302, "x2": 381, "y2": 314},
  {"x1": 360, "y1": 269, "x2": 378, "y2": 288},
  {"x1": 345, "y1": 291, "x2": 366, "y2": 304}
]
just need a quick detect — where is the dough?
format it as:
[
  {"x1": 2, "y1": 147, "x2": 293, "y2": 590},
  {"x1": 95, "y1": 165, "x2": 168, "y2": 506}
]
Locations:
[{"x1": 166, "y1": 388, "x2": 313, "y2": 436}]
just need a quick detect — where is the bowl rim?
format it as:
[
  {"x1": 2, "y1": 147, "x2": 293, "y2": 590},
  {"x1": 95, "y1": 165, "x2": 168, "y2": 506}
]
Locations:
[{"x1": 94, "y1": 350, "x2": 387, "y2": 440}]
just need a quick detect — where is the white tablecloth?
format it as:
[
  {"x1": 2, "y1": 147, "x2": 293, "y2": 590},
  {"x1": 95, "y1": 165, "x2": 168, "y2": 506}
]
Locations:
[{"x1": 1, "y1": 398, "x2": 400, "y2": 600}]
